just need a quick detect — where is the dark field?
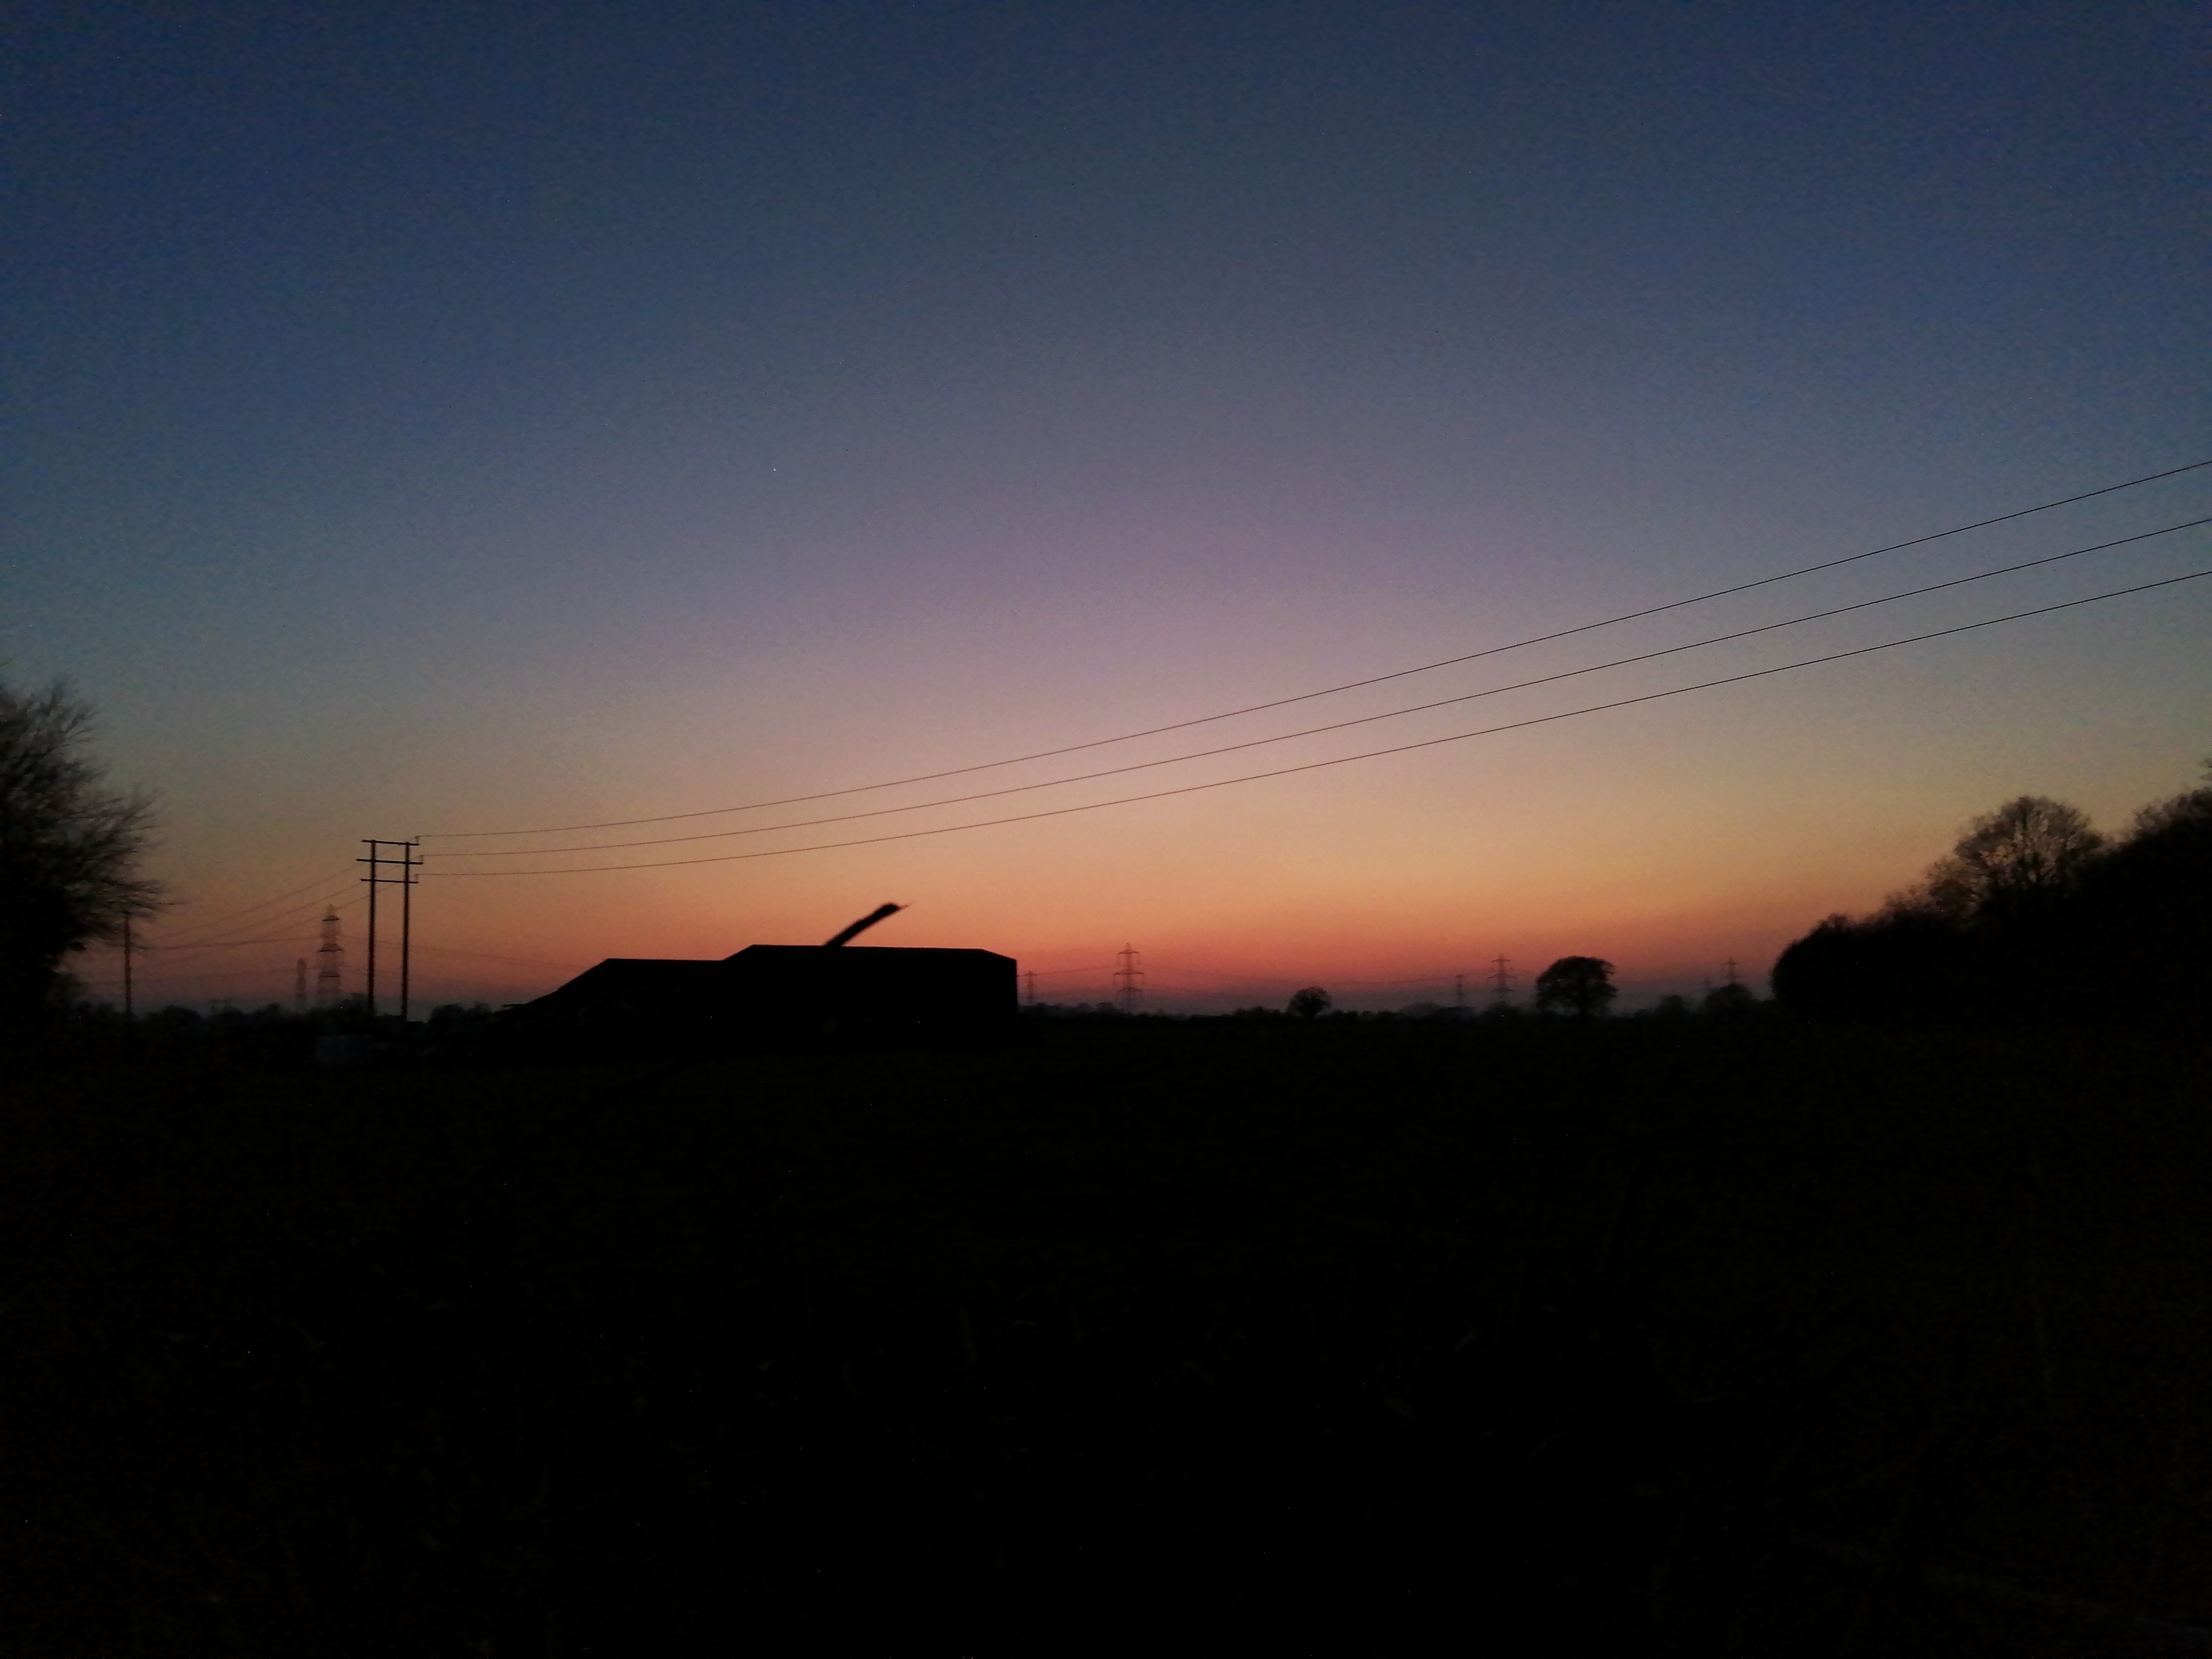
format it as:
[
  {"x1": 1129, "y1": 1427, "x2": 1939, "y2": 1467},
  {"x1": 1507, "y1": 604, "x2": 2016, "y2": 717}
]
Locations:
[{"x1": 6, "y1": 1019, "x2": 2211, "y2": 1655}]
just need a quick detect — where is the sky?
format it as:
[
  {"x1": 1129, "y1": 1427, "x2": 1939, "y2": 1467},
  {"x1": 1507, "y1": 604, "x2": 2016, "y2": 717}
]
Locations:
[{"x1": 7, "y1": 1, "x2": 2208, "y2": 1013}]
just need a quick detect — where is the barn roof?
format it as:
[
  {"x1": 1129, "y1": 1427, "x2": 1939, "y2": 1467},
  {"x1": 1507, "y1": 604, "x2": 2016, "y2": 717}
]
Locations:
[
  {"x1": 528, "y1": 958, "x2": 730, "y2": 1006},
  {"x1": 527, "y1": 946, "x2": 1015, "y2": 1010},
  {"x1": 723, "y1": 944, "x2": 1013, "y2": 966},
  {"x1": 514, "y1": 942, "x2": 1018, "y2": 1045}
]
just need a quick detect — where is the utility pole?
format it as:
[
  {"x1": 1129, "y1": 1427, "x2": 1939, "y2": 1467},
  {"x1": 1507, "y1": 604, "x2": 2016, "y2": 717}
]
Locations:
[
  {"x1": 400, "y1": 840, "x2": 418, "y2": 1021},
  {"x1": 1113, "y1": 944, "x2": 1145, "y2": 1013},
  {"x1": 1489, "y1": 954, "x2": 1515, "y2": 1007},
  {"x1": 122, "y1": 914, "x2": 134, "y2": 1017},
  {"x1": 1024, "y1": 969, "x2": 1038, "y2": 1004},
  {"x1": 1454, "y1": 971, "x2": 1467, "y2": 1012},
  {"x1": 295, "y1": 957, "x2": 308, "y2": 1015},
  {"x1": 362, "y1": 841, "x2": 380, "y2": 1016},
  {"x1": 358, "y1": 839, "x2": 422, "y2": 1020}
]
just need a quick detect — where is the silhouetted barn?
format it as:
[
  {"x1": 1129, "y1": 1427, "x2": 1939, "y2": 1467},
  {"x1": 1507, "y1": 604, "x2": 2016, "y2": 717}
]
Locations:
[
  {"x1": 513, "y1": 942, "x2": 1018, "y2": 1052},
  {"x1": 516, "y1": 958, "x2": 733, "y2": 1046},
  {"x1": 726, "y1": 944, "x2": 1016, "y2": 1046}
]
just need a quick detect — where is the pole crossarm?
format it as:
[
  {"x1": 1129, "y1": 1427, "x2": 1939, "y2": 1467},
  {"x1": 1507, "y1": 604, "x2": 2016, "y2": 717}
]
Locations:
[{"x1": 358, "y1": 839, "x2": 422, "y2": 1020}]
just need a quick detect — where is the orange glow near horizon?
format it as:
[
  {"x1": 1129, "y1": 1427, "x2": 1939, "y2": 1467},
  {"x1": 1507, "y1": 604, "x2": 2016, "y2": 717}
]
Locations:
[{"x1": 18, "y1": 10, "x2": 2210, "y2": 1016}]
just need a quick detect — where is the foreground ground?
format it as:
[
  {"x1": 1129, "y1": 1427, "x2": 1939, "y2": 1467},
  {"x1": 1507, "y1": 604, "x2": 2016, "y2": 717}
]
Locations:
[{"x1": 5, "y1": 1017, "x2": 2210, "y2": 1655}]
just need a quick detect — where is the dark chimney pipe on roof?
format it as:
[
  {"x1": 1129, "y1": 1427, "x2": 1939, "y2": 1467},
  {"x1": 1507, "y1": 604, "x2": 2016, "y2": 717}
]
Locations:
[{"x1": 823, "y1": 903, "x2": 905, "y2": 948}]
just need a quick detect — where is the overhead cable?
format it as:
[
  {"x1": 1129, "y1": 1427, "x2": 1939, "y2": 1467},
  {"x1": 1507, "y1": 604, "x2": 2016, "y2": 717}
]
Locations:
[
  {"x1": 429, "y1": 565, "x2": 2212, "y2": 876},
  {"x1": 422, "y1": 457, "x2": 2211, "y2": 839},
  {"x1": 152, "y1": 887, "x2": 365, "y2": 950},
  {"x1": 150, "y1": 869, "x2": 357, "y2": 946},
  {"x1": 433, "y1": 517, "x2": 2208, "y2": 858},
  {"x1": 147, "y1": 934, "x2": 326, "y2": 954}
]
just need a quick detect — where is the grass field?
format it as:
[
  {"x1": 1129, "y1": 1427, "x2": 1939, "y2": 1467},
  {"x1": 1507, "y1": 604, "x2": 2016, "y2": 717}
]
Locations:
[{"x1": 6, "y1": 1017, "x2": 2210, "y2": 1655}]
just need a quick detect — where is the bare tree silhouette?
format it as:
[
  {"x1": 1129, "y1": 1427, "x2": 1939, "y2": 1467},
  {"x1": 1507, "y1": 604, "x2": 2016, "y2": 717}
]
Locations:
[
  {"x1": 0, "y1": 680, "x2": 164, "y2": 1034},
  {"x1": 1915, "y1": 795, "x2": 2102, "y2": 923}
]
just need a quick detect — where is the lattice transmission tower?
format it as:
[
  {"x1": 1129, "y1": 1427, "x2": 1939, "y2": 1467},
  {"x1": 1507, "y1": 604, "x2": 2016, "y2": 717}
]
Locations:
[
  {"x1": 315, "y1": 909, "x2": 344, "y2": 1006},
  {"x1": 1113, "y1": 944, "x2": 1145, "y2": 1013}
]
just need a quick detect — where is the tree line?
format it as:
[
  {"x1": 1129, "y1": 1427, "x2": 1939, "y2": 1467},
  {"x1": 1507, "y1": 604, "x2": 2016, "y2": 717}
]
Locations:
[{"x1": 1772, "y1": 769, "x2": 2212, "y2": 1032}]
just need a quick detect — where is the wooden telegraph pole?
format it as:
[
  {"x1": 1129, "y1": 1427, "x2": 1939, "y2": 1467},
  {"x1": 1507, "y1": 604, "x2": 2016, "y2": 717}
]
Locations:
[{"x1": 359, "y1": 839, "x2": 422, "y2": 1020}]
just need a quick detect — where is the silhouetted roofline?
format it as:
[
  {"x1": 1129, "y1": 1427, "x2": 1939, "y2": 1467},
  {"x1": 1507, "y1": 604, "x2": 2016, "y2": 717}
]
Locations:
[{"x1": 725, "y1": 943, "x2": 1014, "y2": 965}]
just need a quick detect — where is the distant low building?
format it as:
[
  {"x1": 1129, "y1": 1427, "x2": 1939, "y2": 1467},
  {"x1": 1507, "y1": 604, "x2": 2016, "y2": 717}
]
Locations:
[{"x1": 512, "y1": 920, "x2": 1017, "y2": 1052}]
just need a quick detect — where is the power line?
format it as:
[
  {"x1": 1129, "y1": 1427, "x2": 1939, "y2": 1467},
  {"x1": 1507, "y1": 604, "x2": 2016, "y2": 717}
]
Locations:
[
  {"x1": 1123, "y1": 962, "x2": 1294, "y2": 982},
  {"x1": 149, "y1": 869, "x2": 357, "y2": 946},
  {"x1": 154, "y1": 889, "x2": 366, "y2": 952},
  {"x1": 143, "y1": 891, "x2": 367, "y2": 954},
  {"x1": 433, "y1": 517, "x2": 2209, "y2": 860},
  {"x1": 430, "y1": 565, "x2": 2212, "y2": 877},
  {"x1": 84, "y1": 887, "x2": 367, "y2": 960},
  {"x1": 421, "y1": 458, "x2": 2212, "y2": 840},
  {"x1": 155, "y1": 877, "x2": 356, "y2": 942},
  {"x1": 141, "y1": 934, "x2": 326, "y2": 953},
  {"x1": 89, "y1": 914, "x2": 568, "y2": 987},
  {"x1": 106, "y1": 965, "x2": 320, "y2": 989},
  {"x1": 103, "y1": 961, "x2": 506, "y2": 995},
  {"x1": 1333, "y1": 972, "x2": 1468, "y2": 986}
]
